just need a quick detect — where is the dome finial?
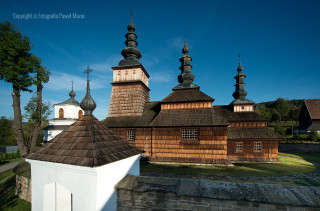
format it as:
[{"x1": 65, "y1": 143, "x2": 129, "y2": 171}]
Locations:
[
  {"x1": 69, "y1": 80, "x2": 76, "y2": 98},
  {"x1": 237, "y1": 53, "x2": 243, "y2": 71},
  {"x1": 80, "y1": 66, "x2": 96, "y2": 115},
  {"x1": 182, "y1": 35, "x2": 189, "y2": 55},
  {"x1": 127, "y1": 8, "x2": 136, "y2": 32}
]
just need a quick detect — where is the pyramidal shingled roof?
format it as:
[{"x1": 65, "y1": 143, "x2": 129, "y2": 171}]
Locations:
[{"x1": 26, "y1": 115, "x2": 144, "y2": 167}]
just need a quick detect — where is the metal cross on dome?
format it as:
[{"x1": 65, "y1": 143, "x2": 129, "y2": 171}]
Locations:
[{"x1": 84, "y1": 65, "x2": 94, "y2": 80}]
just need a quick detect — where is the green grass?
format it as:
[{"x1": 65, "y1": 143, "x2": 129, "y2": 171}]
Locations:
[
  {"x1": 0, "y1": 158, "x2": 22, "y2": 167},
  {"x1": 0, "y1": 170, "x2": 31, "y2": 211},
  {"x1": 141, "y1": 152, "x2": 318, "y2": 177}
]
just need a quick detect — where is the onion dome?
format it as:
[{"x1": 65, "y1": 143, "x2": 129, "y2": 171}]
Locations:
[
  {"x1": 173, "y1": 36, "x2": 199, "y2": 90},
  {"x1": 230, "y1": 55, "x2": 254, "y2": 105},
  {"x1": 80, "y1": 66, "x2": 96, "y2": 115},
  {"x1": 69, "y1": 82, "x2": 76, "y2": 98},
  {"x1": 118, "y1": 14, "x2": 142, "y2": 67}
]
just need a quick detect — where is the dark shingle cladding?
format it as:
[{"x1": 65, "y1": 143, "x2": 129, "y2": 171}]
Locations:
[
  {"x1": 173, "y1": 37, "x2": 199, "y2": 90},
  {"x1": 116, "y1": 15, "x2": 142, "y2": 67},
  {"x1": 230, "y1": 55, "x2": 254, "y2": 105},
  {"x1": 104, "y1": 102, "x2": 160, "y2": 127},
  {"x1": 26, "y1": 115, "x2": 143, "y2": 167},
  {"x1": 161, "y1": 88, "x2": 214, "y2": 103},
  {"x1": 27, "y1": 68, "x2": 143, "y2": 167},
  {"x1": 228, "y1": 127, "x2": 283, "y2": 140},
  {"x1": 214, "y1": 105, "x2": 266, "y2": 122},
  {"x1": 150, "y1": 108, "x2": 229, "y2": 127}
]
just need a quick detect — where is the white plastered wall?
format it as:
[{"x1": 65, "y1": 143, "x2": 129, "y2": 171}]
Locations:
[
  {"x1": 54, "y1": 104, "x2": 83, "y2": 119},
  {"x1": 26, "y1": 154, "x2": 141, "y2": 211}
]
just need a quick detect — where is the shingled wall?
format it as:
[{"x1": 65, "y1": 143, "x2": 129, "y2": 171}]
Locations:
[
  {"x1": 116, "y1": 175, "x2": 320, "y2": 211},
  {"x1": 108, "y1": 83, "x2": 150, "y2": 117}
]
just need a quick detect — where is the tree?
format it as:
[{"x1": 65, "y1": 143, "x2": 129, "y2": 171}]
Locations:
[
  {"x1": 271, "y1": 109, "x2": 281, "y2": 122},
  {"x1": 23, "y1": 96, "x2": 52, "y2": 123},
  {"x1": 0, "y1": 116, "x2": 16, "y2": 145},
  {"x1": 271, "y1": 98, "x2": 290, "y2": 121},
  {"x1": 0, "y1": 21, "x2": 49, "y2": 156}
]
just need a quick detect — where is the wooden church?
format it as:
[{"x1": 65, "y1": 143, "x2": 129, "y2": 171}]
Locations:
[{"x1": 103, "y1": 18, "x2": 282, "y2": 164}]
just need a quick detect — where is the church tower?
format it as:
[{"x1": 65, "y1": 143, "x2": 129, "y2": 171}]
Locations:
[
  {"x1": 108, "y1": 15, "x2": 150, "y2": 117},
  {"x1": 230, "y1": 55, "x2": 255, "y2": 112}
]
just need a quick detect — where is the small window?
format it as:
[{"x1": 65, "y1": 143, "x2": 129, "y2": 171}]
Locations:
[
  {"x1": 254, "y1": 142, "x2": 262, "y2": 152},
  {"x1": 182, "y1": 129, "x2": 198, "y2": 140},
  {"x1": 235, "y1": 142, "x2": 243, "y2": 152},
  {"x1": 59, "y1": 108, "x2": 64, "y2": 119},
  {"x1": 127, "y1": 130, "x2": 135, "y2": 141},
  {"x1": 78, "y1": 110, "x2": 83, "y2": 119}
]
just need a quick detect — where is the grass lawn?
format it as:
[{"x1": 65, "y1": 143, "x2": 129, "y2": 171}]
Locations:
[
  {"x1": 141, "y1": 152, "x2": 318, "y2": 177},
  {"x1": 0, "y1": 158, "x2": 22, "y2": 167},
  {"x1": 0, "y1": 169, "x2": 31, "y2": 211}
]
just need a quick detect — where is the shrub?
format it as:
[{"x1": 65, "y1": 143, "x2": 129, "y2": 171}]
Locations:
[
  {"x1": 16, "y1": 150, "x2": 20, "y2": 158},
  {"x1": 308, "y1": 130, "x2": 319, "y2": 142},
  {"x1": 4, "y1": 152, "x2": 8, "y2": 160},
  {"x1": 274, "y1": 126, "x2": 286, "y2": 136}
]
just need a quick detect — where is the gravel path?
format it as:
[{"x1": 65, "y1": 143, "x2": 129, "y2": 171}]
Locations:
[{"x1": 0, "y1": 161, "x2": 21, "y2": 174}]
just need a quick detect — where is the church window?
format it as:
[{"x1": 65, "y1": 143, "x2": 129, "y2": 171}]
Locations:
[
  {"x1": 235, "y1": 142, "x2": 243, "y2": 152},
  {"x1": 78, "y1": 110, "x2": 83, "y2": 119},
  {"x1": 254, "y1": 142, "x2": 262, "y2": 152},
  {"x1": 59, "y1": 108, "x2": 64, "y2": 119},
  {"x1": 127, "y1": 130, "x2": 135, "y2": 141},
  {"x1": 182, "y1": 129, "x2": 198, "y2": 140}
]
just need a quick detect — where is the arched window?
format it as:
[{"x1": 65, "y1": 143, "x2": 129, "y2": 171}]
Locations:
[
  {"x1": 78, "y1": 110, "x2": 83, "y2": 119},
  {"x1": 59, "y1": 108, "x2": 64, "y2": 119}
]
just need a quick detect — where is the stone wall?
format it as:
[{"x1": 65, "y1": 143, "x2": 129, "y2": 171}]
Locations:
[
  {"x1": 116, "y1": 175, "x2": 320, "y2": 211},
  {"x1": 279, "y1": 143, "x2": 320, "y2": 153},
  {"x1": 15, "y1": 175, "x2": 31, "y2": 202}
]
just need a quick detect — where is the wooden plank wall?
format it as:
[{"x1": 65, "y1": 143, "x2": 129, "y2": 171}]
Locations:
[
  {"x1": 227, "y1": 140, "x2": 278, "y2": 162},
  {"x1": 150, "y1": 127, "x2": 228, "y2": 164},
  {"x1": 111, "y1": 127, "x2": 228, "y2": 164}
]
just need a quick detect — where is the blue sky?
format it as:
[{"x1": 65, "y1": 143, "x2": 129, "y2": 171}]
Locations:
[{"x1": 1, "y1": 0, "x2": 319, "y2": 120}]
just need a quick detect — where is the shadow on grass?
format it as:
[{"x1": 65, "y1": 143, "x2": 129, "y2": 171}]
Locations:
[
  {"x1": 0, "y1": 170, "x2": 31, "y2": 211},
  {"x1": 141, "y1": 153, "x2": 318, "y2": 177}
]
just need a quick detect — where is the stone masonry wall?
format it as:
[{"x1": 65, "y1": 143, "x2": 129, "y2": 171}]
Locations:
[
  {"x1": 15, "y1": 175, "x2": 31, "y2": 202},
  {"x1": 108, "y1": 83, "x2": 150, "y2": 117},
  {"x1": 116, "y1": 175, "x2": 320, "y2": 211},
  {"x1": 279, "y1": 143, "x2": 320, "y2": 153}
]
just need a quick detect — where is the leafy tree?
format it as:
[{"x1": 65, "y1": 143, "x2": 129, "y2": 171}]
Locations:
[
  {"x1": 0, "y1": 21, "x2": 49, "y2": 156},
  {"x1": 23, "y1": 96, "x2": 52, "y2": 122},
  {"x1": 271, "y1": 98, "x2": 290, "y2": 121},
  {"x1": 0, "y1": 116, "x2": 16, "y2": 145},
  {"x1": 271, "y1": 109, "x2": 281, "y2": 122}
]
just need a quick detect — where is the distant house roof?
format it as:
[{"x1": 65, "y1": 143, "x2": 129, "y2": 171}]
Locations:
[
  {"x1": 214, "y1": 105, "x2": 266, "y2": 122},
  {"x1": 26, "y1": 115, "x2": 143, "y2": 167},
  {"x1": 305, "y1": 99, "x2": 320, "y2": 120},
  {"x1": 161, "y1": 88, "x2": 214, "y2": 103},
  {"x1": 307, "y1": 123, "x2": 320, "y2": 131},
  {"x1": 54, "y1": 97, "x2": 80, "y2": 106},
  {"x1": 227, "y1": 127, "x2": 283, "y2": 140},
  {"x1": 150, "y1": 108, "x2": 229, "y2": 127},
  {"x1": 104, "y1": 101, "x2": 160, "y2": 128}
]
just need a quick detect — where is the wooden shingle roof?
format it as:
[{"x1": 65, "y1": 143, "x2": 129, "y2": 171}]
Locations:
[
  {"x1": 161, "y1": 88, "x2": 214, "y2": 103},
  {"x1": 214, "y1": 105, "x2": 266, "y2": 122},
  {"x1": 104, "y1": 102, "x2": 160, "y2": 128},
  {"x1": 227, "y1": 127, "x2": 283, "y2": 140},
  {"x1": 305, "y1": 99, "x2": 320, "y2": 120},
  {"x1": 150, "y1": 108, "x2": 229, "y2": 127},
  {"x1": 26, "y1": 115, "x2": 144, "y2": 167}
]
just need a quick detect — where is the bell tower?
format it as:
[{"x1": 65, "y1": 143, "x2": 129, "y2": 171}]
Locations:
[{"x1": 108, "y1": 15, "x2": 150, "y2": 117}]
